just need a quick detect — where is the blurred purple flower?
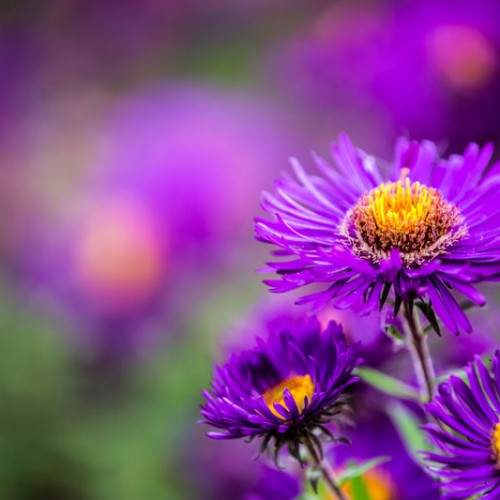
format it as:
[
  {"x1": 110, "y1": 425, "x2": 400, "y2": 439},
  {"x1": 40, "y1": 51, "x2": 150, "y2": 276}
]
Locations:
[
  {"x1": 278, "y1": 0, "x2": 500, "y2": 150},
  {"x1": 244, "y1": 465, "x2": 300, "y2": 500},
  {"x1": 430, "y1": 297, "x2": 500, "y2": 372},
  {"x1": 22, "y1": 84, "x2": 300, "y2": 360},
  {"x1": 95, "y1": 84, "x2": 301, "y2": 248},
  {"x1": 33, "y1": 1, "x2": 186, "y2": 83},
  {"x1": 256, "y1": 134, "x2": 500, "y2": 334},
  {"x1": 188, "y1": 436, "x2": 301, "y2": 500}
]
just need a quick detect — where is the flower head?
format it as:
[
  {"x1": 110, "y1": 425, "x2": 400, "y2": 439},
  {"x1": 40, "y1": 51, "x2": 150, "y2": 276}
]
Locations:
[
  {"x1": 200, "y1": 316, "x2": 360, "y2": 460},
  {"x1": 255, "y1": 134, "x2": 500, "y2": 334},
  {"x1": 342, "y1": 178, "x2": 466, "y2": 268},
  {"x1": 424, "y1": 351, "x2": 500, "y2": 498}
]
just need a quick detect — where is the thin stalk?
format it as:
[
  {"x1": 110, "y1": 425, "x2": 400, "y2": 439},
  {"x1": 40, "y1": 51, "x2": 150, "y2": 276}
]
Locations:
[
  {"x1": 304, "y1": 439, "x2": 346, "y2": 500},
  {"x1": 403, "y1": 301, "x2": 436, "y2": 403}
]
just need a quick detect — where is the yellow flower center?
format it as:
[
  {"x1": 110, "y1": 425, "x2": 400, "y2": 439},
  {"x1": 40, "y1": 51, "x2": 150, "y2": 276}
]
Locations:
[
  {"x1": 261, "y1": 374, "x2": 314, "y2": 419},
  {"x1": 340, "y1": 468, "x2": 395, "y2": 500},
  {"x1": 492, "y1": 422, "x2": 500, "y2": 462},
  {"x1": 342, "y1": 178, "x2": 467, "y2": 267}
]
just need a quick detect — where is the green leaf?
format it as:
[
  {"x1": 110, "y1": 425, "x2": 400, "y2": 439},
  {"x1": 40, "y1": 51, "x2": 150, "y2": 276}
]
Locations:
[
  {"x1": 337, "y1": 456, "x2": 391, "y2": 485},
  {"x1": 388, "y1": 401, "x2": 431, "y2": 465},
  {"x1": 435, "y1": 354, "x2": 493, "y2": 385},
  {"x1": 383, "y1": 324, "x2": 404, "y2": 344},
  {"x1": 305, "y1": 466, "x2": 321, "y2": 494},
  {"x1": 355, "y1": 367, "x2": 420, "y2": 401},
  {"x1": 298, "y1": 473, "x2": 324, "y2": 500},
  {"x1": 346, "y1": 473, "x2": 369, "y2": 500},
  {"x1": 435, "y1": 366, "x2": 467, "y2": 385},
  {"x1": 297, "y1": 494, "x2": 320, "y2": 500},
  {"x1": 299, "y1": 456, "x2": 392, "y2": 500}
]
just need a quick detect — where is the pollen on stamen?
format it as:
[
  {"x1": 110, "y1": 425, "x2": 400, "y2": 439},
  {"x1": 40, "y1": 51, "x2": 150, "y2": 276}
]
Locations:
[
  {"x1": 341, "y1": 178, "x2": 468, "y2": 267},
  {"x1": 262, "y1": 374, "x2": 314, "y2": 419}
]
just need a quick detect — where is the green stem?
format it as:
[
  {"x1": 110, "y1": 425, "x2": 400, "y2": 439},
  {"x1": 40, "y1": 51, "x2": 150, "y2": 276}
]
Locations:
[
  {"x1": 403, "y1": 302, "x2": 436, "y2": 403},
  {"x1": 304, "y1": 439, "x2": 346, "y2": 500}
]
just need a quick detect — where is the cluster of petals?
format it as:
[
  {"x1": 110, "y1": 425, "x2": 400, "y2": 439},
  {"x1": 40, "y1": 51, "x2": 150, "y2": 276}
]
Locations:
[
  {"x1": 200, "y1": 317, "x2": 360, "y2": 447},
  {"x1": 424, "y1": 351, "x2": 500, "y2": 499}
]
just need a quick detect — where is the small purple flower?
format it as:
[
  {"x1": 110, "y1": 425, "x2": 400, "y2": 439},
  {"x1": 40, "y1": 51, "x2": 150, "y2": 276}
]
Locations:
[
  {"x1": 424, "y1": 351, "x2": 500, "y2": 499},
  {"x1": 200, "y1": 316, "x2": 360, "y2": 460},
  {"x1": 255, "y1": 134, "x2": 500, "y2": 334}
]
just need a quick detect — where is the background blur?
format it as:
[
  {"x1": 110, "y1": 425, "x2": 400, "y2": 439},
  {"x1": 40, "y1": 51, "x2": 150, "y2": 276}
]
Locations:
[{"x1": 2, "y1": 1, "x2": 500, "y2": 499}]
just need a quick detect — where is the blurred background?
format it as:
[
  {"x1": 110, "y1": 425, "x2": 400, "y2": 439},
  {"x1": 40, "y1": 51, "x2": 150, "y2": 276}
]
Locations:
[{"x1": 2, "y1": 0, "x2": 500, "y2": 498}]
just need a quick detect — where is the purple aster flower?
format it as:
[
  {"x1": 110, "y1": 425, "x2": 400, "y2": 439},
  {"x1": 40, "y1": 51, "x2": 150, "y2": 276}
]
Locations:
[
  {"x1": 200, "y1": 316, "x2": 361, "y2": 461},
  {"x1": 255, "y1": 134, "x2": 500, "y2": 334},
  {"x1": 424, "y1": 351, "x2": 500, "y2": 499}
]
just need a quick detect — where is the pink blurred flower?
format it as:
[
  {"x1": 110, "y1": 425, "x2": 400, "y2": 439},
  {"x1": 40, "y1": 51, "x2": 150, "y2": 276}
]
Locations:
[{"x1": 22, "y1": 83, "x2": 301, "y2": 360}]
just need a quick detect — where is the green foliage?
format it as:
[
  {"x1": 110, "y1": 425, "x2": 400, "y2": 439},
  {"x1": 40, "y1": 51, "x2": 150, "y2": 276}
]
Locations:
[
  {"x1": 0, "y1": 286, "x2": 83, "y2": 498},
  {"x1": 336, "y1": 456, "x2": 391, "y2": 486},
  {"x1": 383, "y1": 324, "x2": 404, "y2": 344},
  {"x1": 299, "y1": 456, "x2": 391, "y2": 500},
  {"x1": 388, "y1": 401, "x2": 431, "y2": 466},
  {"x1": 356, "y1": 366, "x2": 420, "y2": 401},
  {"x1": 0, "y1": 278, "x2": 257, "y2": 500}
]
